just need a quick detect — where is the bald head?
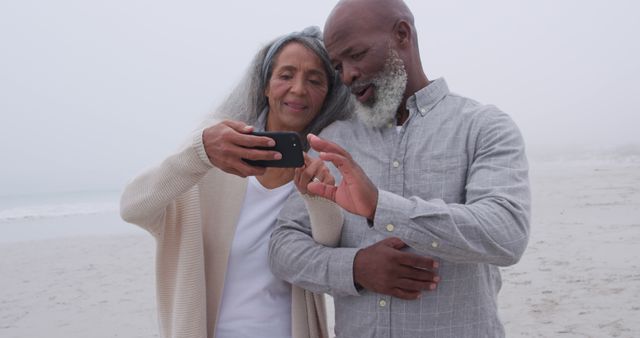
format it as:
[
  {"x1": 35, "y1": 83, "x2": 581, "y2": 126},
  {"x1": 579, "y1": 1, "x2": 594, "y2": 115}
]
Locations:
[{"x1": 324, "y1": 0, "x2": 415, "y2": 44}]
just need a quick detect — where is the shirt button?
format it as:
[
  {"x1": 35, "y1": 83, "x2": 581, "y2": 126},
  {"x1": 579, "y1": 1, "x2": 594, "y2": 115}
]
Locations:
[
  {"x1": 392, "y1": 161, "x2": 400, "y2": 168},
  {"x1": 385, "y1": 224, "x2": 395, "y2": 232},
  {"x1": 420, "y1": 108, "x2": 426, "y2": 113},
  {"x1": 431, "y1": 241, "x2": 439, "y2": 248},
  {"x1": 379, "y1": 299, "x2": 387, "y2": 307}
]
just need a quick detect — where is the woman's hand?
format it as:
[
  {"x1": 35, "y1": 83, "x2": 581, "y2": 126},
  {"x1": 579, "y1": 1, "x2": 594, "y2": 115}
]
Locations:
[
  {"x1": 306, "y1": 134, "x2": 379, "y2": 220},
  {"x1": 294, "y1": 153, "x2": 335, "y2": 195},
  {"x1": 202, "y1": 120, "x2": 282, "y2": 177}
]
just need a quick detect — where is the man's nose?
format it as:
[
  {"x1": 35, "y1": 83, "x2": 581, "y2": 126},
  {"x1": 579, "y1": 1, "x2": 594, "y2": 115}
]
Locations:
[{"x1": 341, "y1": 63, "x2": 359, "y2": 87}]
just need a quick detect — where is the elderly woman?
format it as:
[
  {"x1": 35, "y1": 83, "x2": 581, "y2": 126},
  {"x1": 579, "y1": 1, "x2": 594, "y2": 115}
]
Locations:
[{"x1": 120, "y1": 27, "x2": 351, "y2": 338}]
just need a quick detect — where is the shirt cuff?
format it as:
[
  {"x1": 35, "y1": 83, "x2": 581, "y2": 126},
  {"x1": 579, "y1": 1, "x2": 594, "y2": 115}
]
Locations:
[
  {"x1": 372, "y1": 189, "x2": 413, "y2": 236},
  {"x1": 193, "y1": 127, "x2": 215, "y2": 168},
  {"x1": 373, "y1": 190, "x2": 450, "y2": 255},
  {"x1": 327, "y1": 247, "x2": 362, "y2": 296}
]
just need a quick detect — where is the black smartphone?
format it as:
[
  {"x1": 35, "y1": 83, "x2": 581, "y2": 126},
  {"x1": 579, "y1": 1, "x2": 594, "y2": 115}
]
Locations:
[{"x1": 243, "y1": 131, "x2": 304, "y2": 168}]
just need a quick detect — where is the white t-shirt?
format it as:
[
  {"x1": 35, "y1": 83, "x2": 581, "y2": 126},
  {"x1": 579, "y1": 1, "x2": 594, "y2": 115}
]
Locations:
[{"x1": 215, "y1": 176, "x2": 294, "y2": 338}]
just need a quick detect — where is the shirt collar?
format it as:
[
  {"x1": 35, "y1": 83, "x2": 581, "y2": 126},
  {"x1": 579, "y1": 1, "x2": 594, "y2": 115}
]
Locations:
[{"x1": 405, "y1": 77, "x2": 449, "y2": 117}]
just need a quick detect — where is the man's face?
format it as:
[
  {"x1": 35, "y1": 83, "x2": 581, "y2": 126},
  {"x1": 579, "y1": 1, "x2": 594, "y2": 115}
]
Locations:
[
  {"x1": 325, "y1": 24, "x2": 407, "y2": 127},
  {"x1": 325, "y1": 26, "x2": 389, "y2": 101}
]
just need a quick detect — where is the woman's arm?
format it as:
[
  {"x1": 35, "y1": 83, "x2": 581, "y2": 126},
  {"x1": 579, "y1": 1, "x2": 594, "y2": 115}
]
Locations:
[
  {"x1": 119, "y1": 128, "x2": 214, "y2": 236},
  {"x1": 303, "y1": 195, "x2": 343, "y2": 247},
  {"x1": 293, "y1": 153, "x2": 344, "y2": 247},
  {"x1": 121, "y1": 119, "x2": 287, "y2": 236}
]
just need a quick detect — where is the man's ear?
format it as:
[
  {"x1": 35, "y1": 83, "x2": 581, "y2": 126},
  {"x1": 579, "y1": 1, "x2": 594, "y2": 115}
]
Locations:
[{"x1": 393, "y1": 20, "x2": 412, "y2": 48}]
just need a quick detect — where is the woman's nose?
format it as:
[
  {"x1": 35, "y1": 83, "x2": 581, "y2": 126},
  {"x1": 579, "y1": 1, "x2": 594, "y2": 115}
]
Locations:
[{"x1": 290, "y1": 77, "x2": 306, "y2": 95}]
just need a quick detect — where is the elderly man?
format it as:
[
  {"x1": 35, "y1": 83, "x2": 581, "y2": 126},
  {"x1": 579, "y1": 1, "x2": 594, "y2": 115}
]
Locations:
[{"x1": 269, "y1": 0, "x2": 531, "y2": 337}]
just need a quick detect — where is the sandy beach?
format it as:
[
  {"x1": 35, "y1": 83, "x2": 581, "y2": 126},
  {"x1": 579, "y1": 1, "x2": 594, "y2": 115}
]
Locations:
[
  {"x1": 1, "y1": 156, "x2": 639, "y2": 337},
  {"x1": 499, "y1": 158, "x2": 640, "y2": 337}
]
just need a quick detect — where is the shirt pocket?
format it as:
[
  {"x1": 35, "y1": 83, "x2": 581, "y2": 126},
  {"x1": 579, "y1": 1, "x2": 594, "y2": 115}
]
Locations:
[{"x1": 412, "y1": 154, "x2": 467, "y2": 202}]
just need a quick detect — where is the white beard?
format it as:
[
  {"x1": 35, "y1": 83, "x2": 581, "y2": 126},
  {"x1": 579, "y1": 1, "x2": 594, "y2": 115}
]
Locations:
[{"x1": 353, "y1": 49, "x2": 408, "y2": 128}]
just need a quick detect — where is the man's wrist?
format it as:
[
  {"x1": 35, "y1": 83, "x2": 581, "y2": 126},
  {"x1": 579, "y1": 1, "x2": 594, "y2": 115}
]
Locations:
[
  {"x1": 366, "y1": 188, "x2": 379, "y2": 220},
  {"x1": 352, "y1": 249, "x2": 363, "y2": 291},
  {"x1": 366, "y1": 218, "x2": 374, "y2": 228}
]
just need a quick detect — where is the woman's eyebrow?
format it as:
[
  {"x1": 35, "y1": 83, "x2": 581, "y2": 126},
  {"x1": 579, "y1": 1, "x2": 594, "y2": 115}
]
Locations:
[{"x1": 306, "y1": 69, "x2": 327, "y2": 77}]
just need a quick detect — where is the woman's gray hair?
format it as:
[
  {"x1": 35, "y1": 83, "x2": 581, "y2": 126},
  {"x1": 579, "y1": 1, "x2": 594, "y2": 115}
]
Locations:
[{"x1": 210, "y1": 26, "x2": 352, "y2": 149}]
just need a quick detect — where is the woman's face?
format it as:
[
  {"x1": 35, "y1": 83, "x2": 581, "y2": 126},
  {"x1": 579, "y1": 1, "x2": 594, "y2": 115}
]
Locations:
[{"x1": 265, "y1": 42, "x2": 329, "y2": 132}]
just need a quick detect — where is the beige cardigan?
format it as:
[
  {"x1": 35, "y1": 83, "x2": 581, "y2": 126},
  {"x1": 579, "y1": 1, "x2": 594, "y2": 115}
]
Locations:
[{"x1": 120, "y1": 129, "x2": 343, "y2": 338}]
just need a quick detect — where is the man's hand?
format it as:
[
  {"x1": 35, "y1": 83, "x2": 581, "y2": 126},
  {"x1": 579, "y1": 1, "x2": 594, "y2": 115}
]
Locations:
[
  {"x1": 354, "y1": 237, "x2": 440, "y2": 300},
  {"x1": 306, "y1": 134, "x2": 378, "y2": 219},
  {"x1": 202, "y1": 120, "x2": 281, "y2": 177}
]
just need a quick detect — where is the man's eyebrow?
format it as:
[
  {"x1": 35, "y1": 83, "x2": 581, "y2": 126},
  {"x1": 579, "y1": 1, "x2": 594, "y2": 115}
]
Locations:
[
  {"x1": 331, "y1": 46, "x2": 354, "y2": 65},
  {"x1": 341, "y1": 46, "x2": 355, "y2": 57}
]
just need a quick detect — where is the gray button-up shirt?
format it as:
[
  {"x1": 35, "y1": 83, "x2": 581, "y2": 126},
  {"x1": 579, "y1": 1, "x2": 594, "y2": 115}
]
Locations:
[{"x1": 270, "y1": 78, "x2": 531, "y2": 338}]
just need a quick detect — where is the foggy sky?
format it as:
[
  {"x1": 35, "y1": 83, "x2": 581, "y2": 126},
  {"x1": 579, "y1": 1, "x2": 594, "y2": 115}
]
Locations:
[{"x1": 1, "y1": 0, "x2": 639, "y2": 195}]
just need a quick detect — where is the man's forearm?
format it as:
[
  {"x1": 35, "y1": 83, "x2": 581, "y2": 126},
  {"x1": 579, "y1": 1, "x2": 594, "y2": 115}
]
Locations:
[{"x1": 372, "y1": 191, "x2": 530, "y2": 266}]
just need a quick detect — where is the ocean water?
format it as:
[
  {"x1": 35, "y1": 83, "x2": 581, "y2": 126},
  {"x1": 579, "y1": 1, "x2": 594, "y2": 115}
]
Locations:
[{"x1": 0, "y1": 190, "x2": 145, "y2": 243}]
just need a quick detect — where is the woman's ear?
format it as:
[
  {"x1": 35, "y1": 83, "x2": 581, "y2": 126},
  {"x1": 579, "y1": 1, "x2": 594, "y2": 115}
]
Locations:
[{"x1": 264, "y1": 83, "x2": 271, "y2": 98}]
